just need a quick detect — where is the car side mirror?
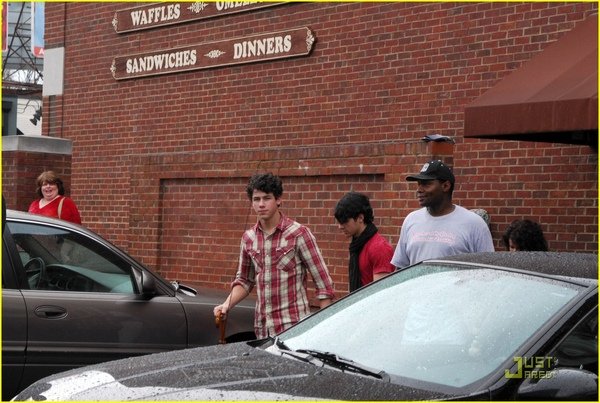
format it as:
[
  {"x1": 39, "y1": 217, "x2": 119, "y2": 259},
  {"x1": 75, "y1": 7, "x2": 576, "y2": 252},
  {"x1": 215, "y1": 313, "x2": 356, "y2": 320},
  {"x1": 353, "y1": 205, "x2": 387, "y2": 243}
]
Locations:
[
  {"x1": 132, "y1": 267, "x2": 157, "y2": 299},
  {"x1": 517, "y1": 367, "x2": 598, "y2": 400}
]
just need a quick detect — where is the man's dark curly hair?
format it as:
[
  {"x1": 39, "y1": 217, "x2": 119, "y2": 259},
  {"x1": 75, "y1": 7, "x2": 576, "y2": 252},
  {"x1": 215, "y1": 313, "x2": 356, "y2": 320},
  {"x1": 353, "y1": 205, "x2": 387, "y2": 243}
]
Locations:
[
  {"x1": 334, "y1": 191, "x2": 374, "y2": 225},
  {"x1": 502, "y1": 219, "x2": 548, "y2": 251},
  {"x1": 246, "y1": 173, "x2": 283, "y2": 200}
]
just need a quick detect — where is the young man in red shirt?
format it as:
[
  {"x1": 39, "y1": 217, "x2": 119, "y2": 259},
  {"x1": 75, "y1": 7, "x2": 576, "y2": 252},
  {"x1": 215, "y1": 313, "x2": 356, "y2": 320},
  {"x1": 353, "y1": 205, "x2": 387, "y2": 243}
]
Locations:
[{"x1": 334, "y1": 191, "x2": 394, "y2": 292}]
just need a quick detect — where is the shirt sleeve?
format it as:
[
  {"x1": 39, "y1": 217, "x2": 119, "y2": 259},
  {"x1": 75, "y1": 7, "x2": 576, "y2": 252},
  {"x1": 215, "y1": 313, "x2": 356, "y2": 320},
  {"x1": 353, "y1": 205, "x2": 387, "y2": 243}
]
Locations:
[
  {"x1": 472, "y1": 219, "x2": 495, "y2": 252},
  {"x1": 61, "y1": 197, "x2": 82, "y2": 225},
  {"x1": 231, "y1": 236, "x2": 256, "y2": 294},
  {"x1": 28, "y1": 200, "x2": 38, "y2": 214},
  {"x1": 369, "y1": 237, "x2": 395, "y2": 275},
  {"x1": 391, "y1": 226, "x2": 409, "y2": 268},
  {"x1": 296, "y1": 228, "x2": 335, "y2": 300}
]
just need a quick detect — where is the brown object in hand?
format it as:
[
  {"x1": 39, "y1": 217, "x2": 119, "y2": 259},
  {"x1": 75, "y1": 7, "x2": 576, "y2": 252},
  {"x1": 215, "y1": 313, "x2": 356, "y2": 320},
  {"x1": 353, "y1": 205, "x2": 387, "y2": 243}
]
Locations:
[{"x1": 215, "y1": 313, "x2": 227, "y2": 344}]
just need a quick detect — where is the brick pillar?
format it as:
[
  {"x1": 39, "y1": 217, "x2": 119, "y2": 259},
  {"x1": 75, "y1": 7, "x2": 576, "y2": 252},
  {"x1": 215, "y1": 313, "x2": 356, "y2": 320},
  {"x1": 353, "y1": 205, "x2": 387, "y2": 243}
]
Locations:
[{"x1": 2, "y1": 136, "x2": 72, "y2": 212}]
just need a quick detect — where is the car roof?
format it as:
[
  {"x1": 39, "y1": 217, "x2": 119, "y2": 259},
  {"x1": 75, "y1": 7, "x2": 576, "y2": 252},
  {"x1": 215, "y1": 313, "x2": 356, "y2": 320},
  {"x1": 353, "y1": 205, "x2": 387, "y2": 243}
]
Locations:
[
  {"x1": 430, "y1": 252, "x2": 598, "y2": 280},
  {"x1": 5, "y1": 209, "x2": 120, "y2": 254},
  {"x1": 7, "y1": 209, "x2": 83, "y2": 229}
]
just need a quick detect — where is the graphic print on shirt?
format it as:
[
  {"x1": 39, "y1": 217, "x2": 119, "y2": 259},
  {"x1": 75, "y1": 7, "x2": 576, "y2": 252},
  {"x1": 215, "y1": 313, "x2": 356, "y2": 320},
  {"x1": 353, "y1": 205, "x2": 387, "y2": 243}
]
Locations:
[{"x1": 410, "y1": 230, "x2": 458, "y2": 245}]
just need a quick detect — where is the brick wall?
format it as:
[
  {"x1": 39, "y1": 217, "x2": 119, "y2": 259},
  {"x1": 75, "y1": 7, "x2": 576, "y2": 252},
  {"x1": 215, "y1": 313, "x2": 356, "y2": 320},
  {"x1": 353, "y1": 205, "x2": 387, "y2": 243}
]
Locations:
[
  {"x1": 126, "y1": 140, "x2": 452, "y2": 292},
  {"x1": 28, "y1": 1, "x2": 598, "y2": 296}
]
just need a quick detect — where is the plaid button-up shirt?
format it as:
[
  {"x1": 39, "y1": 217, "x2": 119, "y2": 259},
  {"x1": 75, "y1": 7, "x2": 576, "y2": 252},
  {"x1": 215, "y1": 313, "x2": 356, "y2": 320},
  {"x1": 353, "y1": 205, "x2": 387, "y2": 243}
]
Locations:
[{"x1": 232, "y1": 214, "x2": 335, "y2": 338}]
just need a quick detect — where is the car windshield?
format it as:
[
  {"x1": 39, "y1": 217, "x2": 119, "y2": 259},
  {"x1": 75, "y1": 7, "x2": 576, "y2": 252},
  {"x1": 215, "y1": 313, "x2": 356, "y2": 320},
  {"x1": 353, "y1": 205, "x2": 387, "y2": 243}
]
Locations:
[{"x1": 277, "y1": 263, "x2": 582, "y2": 390}]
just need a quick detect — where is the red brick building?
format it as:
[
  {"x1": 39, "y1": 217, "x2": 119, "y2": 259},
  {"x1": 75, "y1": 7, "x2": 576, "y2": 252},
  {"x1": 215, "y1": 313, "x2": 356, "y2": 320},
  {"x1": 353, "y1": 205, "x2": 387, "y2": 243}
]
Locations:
[{"x1": 3, "y1": 2, "x2": 597, "y2": 296}]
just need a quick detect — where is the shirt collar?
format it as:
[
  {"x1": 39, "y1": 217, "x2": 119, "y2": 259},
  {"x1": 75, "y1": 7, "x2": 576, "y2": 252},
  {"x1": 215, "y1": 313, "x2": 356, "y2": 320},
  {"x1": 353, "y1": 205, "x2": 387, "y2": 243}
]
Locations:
[{"x1": 254, "y1": 212, "x2": 289, "y2": 234}]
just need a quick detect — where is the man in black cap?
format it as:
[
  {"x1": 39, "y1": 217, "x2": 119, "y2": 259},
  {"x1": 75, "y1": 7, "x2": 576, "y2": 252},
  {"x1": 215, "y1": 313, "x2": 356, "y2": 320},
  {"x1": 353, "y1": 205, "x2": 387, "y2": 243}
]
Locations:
[{"x1": 391, "y1": 160, "x2": 494, "y2": 268}]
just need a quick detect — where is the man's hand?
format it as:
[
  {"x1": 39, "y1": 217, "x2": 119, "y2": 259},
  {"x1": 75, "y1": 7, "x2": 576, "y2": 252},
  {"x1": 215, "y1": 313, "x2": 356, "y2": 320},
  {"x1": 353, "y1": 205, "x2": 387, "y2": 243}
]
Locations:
[
  {"x1": 213, "y1": 303, "x2": 229, "y2": 320},
  {"x1": 319, "y1": 298, "x2": 332, "y2": 309},
  {"x1": 213, "y1": 285, "x2": 249, "y2": 321}
]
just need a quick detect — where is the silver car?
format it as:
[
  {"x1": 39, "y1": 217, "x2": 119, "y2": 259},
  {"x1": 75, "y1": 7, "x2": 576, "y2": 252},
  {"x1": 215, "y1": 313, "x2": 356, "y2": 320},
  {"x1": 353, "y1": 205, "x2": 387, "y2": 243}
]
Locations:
[{"x1": 2, "y1": 210, "x2": 255, "y2": 400}]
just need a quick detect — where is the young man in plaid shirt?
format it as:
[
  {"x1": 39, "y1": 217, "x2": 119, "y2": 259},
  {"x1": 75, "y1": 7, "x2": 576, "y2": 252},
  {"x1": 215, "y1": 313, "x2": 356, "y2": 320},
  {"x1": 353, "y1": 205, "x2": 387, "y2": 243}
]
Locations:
[{"x1": 214, "y1": 173, "x2": 335, "y2": 339}]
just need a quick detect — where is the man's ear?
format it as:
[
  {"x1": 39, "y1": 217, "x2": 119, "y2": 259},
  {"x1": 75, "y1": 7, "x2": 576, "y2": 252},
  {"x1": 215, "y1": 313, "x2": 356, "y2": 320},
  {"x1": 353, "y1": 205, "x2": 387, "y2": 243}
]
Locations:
[
  {"x1": 441, "y1": 180, "x2": 452, "y2": 192},
  {"x1": 276, "y1": 197, "x2": 282, "y2": 207}
]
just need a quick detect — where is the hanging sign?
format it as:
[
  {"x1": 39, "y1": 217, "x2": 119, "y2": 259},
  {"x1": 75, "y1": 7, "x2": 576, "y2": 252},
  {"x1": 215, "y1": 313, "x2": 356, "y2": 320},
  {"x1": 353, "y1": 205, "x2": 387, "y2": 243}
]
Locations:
[
  {"x1": 113, "y1": 2, "x2": 285, "y2": 33},
  {"x1": 111, "y1": 26, "x2": 315, "y2": 80}
]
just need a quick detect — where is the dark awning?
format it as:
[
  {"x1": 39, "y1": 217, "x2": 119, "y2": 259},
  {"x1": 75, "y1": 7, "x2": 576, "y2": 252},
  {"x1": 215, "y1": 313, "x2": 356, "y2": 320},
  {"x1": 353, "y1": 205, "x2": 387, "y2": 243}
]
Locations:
[{"x1": 464, "y1": 14, "x2": 598, "y2": 148}]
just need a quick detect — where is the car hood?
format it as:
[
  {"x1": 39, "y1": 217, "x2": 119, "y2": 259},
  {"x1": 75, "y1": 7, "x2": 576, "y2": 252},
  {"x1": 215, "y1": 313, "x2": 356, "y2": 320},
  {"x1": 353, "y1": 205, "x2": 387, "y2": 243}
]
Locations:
[{"x1": 13, "y1": 342, "x2": 457, "y2": 401}]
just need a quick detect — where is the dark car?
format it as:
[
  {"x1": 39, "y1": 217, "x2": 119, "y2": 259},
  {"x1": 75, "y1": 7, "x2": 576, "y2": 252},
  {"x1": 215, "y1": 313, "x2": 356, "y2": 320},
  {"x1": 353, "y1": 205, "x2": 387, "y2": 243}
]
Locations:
[
  {"x1": 2, "y1": 210, "x2": 255, "y2": 400},
  {"x1": 12, "y1": 252, "x2": 598, "y2": 401}
]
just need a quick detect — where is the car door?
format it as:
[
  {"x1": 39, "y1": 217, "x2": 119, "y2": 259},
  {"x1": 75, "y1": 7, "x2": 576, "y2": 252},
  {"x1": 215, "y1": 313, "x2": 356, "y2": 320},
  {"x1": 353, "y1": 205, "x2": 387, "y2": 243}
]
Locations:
[
  {"x1": 5, "y1": 219, "x2": 189, "y2": 393},
  {"x1": 2, "y1": 236, "x2": 28, "y2": 400}
]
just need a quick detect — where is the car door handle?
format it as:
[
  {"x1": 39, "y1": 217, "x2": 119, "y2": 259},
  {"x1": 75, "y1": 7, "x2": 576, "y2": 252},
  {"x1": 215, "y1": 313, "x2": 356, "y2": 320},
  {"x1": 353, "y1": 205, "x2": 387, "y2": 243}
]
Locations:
[{"x1": 34, "y1": 305, "x2": 68, "y2": 319}]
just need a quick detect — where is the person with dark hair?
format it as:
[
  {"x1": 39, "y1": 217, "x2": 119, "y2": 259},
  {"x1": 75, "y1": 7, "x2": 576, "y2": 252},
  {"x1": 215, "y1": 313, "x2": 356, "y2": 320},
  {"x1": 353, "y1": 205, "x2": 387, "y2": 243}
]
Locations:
[
  {"x1": 334, "y1": 191, "x2": 394, "y2": 292},
  {"x1": 502, "y1": 219, "x2": 548, "y2": 251},
  {"x1": 391, "y1": 160, "x2": 494, "y2": 268},
  {"x1": 214, "y1": 173, "x2": 335, "y2": 339},
  {"x1": 28, "y1": 171, "x2": 81, "y2": 224}
]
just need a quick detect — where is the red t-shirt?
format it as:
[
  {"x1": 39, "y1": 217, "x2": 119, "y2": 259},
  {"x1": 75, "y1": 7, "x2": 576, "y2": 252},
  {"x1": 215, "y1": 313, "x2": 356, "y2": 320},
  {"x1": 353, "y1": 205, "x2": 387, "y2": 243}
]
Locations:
[
  {"x1": 358, "y1": 232, "x2": 395, "y2": 286},
  {"x1": 28, "y1": 196, "x2": 82, "y2": 225}
]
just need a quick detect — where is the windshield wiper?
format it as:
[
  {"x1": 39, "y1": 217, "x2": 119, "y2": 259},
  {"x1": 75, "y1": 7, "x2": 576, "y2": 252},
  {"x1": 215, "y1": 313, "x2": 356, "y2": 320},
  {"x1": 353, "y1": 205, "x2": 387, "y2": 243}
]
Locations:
[
  {"x1": 273, "y1": 336, "x2": 290, "y2": 350},
  {"x1": 270, "y1": 339, "x2": 389, "y2": 381},
  {"x1": 270, "y1": 337, "x2": 314, "y2": 363},
  {"x1": 295, "y1": 348, "x2": 390, "y2": 381}
]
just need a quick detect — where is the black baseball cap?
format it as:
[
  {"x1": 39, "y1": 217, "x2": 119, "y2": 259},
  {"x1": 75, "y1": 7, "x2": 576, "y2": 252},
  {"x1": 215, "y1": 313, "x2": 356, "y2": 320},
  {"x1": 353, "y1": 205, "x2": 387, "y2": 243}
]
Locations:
[{"x1": 406, "y1": 160, "x2": 455, "y2": 184}]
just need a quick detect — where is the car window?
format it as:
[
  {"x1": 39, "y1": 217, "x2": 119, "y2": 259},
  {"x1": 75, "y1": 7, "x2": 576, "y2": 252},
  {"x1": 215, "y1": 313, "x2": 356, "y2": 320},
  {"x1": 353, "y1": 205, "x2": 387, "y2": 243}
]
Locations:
[
  {"x1": 8, "y1": 221, "x2": 135, "y2": 294},
  {"x1": 279, "y1": 264, "x2": 583, "y2": 390},
  {"x1": 551, "y1": 307, "x2": 598, "y2": 374}
]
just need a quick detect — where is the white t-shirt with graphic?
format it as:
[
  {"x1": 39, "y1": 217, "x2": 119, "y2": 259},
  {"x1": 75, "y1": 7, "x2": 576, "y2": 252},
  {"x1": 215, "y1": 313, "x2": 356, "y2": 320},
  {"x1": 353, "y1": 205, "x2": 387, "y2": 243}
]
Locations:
[{"x1": 391, "y1": 205, "x2": 494, "y2": 268}]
